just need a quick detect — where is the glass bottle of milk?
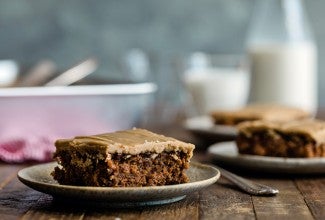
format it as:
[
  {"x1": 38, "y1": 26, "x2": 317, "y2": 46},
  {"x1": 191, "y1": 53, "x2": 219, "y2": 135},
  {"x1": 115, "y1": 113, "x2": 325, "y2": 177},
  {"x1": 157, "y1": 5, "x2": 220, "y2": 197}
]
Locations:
[{"x1": 246, "y1": 0, "x2": 317, "y2": 114}]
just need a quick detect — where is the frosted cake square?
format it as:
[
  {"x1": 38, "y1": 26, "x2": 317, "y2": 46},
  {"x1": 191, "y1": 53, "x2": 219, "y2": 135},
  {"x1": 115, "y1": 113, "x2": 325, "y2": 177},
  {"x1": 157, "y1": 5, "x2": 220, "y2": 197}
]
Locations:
[
  {"x1": 236, "y1": 120, "x2": 325, "y2": 158},
  {"x1": 210, "y1": 104, "x2": 310, "y2": 126},
  {"x1": 52, "y1": 128, "x2": 195, "y2": 187}
]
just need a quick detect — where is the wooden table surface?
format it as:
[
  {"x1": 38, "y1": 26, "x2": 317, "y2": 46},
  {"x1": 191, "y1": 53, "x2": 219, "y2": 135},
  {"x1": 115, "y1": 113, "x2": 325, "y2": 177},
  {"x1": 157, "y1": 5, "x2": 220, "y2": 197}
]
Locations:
[{"x1": 1, "y1": 122, "x2": 325, "y2": 219}]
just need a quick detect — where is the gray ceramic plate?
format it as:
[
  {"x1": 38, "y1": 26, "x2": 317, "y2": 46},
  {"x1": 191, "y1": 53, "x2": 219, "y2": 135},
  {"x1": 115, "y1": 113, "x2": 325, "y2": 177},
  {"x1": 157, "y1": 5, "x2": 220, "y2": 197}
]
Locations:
[
  {"x1": 208, "y1": 141, "x2": 325, "y2": 174},
  {"x1": 18, "y1": 162, "x2": 220, "y2": 207},
  {"x1": 184, "y1": 116, "x2": 237, "y2": 142}
]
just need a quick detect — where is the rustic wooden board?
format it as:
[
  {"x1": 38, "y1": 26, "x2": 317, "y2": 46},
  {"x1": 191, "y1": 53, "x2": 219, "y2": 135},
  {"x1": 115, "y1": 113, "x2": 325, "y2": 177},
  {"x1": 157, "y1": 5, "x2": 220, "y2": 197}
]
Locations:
[
  {"x1": 199, "y1": 177, "x2": 255, "y2": 219},
  {"x1": 0, "y1": 165, "x2": 43, "y2": 220},
  {"x1": 295, "y1": 178, "x2": 325, "y2": 220},
  {"x1": 22, "y1": 195, "x2": 86, "y2": 220},
  {"x1": 252, "y1": 179, "x2": 314, "y2": 220},
  {"x1": 23, "y1": 189, "x2": 199, "y2": 220},
  {"x1": 1, "y1": 160, "x2": 325, "y2": 219},
  {"x1": 0, "y1": 164, "x2": 22, "y2": 189},
  {"x1": 139, "y1": 193, "x2": 199, "y2": 220}
]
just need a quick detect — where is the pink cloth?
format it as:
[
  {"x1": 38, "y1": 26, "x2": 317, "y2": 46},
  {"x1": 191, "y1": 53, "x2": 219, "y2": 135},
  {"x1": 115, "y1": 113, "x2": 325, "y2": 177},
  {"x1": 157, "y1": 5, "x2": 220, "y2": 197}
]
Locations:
[
  {"x1": 0, "y1": 108, "x2": 111, "y2": 163},
  {"x1": 0, "y1": 134, "x2": 56, "y2": 163}
]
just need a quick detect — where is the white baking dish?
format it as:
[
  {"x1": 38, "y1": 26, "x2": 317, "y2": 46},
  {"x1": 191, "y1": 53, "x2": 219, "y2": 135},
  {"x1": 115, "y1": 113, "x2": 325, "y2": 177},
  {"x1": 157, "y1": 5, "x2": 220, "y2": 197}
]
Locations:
[{"x1": 0, "y1": 83, "x2": 157, "y2": 138}]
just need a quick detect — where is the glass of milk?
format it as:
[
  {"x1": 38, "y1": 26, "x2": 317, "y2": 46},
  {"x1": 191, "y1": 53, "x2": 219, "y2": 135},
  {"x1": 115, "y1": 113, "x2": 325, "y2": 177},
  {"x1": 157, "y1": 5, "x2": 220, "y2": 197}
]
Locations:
[
  {"x1": 182, "y1": 53, "x2": 250, "y2": 116},
  {"x1": 246, "y1": 0, "x2": 317, "y2": 114}
]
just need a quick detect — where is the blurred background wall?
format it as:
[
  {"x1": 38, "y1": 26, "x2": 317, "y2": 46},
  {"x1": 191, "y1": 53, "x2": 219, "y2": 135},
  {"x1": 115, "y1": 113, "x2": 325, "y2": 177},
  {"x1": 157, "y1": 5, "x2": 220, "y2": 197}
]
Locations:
[{"x1": 0, "y1": 0, "x2": 324, "y2": 105}]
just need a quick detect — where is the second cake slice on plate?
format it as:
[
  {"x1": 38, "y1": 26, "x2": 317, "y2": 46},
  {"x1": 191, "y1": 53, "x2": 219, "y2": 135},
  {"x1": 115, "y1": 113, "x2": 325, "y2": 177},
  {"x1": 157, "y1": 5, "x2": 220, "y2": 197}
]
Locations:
[{"x1": 236, "y1": 119, "x2": 325, "y2": 158}]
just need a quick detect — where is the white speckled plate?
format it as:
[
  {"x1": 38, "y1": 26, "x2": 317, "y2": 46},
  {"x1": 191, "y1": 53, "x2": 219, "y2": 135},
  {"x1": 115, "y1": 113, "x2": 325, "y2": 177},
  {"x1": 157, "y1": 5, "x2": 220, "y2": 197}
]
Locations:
[
  {"x1": 184, "y1": 116, "x2": 237, "y2": 142},
  {"x1": 208, "y1": 141, "x2": 325, "y2": 174},
  {"x1": 18, "y1": 162, "x2": 220, "y2": 207}
]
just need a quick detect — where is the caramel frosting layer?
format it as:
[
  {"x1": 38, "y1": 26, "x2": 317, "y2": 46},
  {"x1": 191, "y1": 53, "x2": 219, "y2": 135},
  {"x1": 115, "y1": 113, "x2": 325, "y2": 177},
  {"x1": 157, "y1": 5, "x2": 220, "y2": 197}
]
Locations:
[
  {"x1": 238, "y1": 119, "x2": 325, "y2": 144},
  {"x1": 211, "y1": 104, "x2": 310, "y2": 123},
  {"x1": 55, "y1": 128, "x2": 195, "y2": 155}
]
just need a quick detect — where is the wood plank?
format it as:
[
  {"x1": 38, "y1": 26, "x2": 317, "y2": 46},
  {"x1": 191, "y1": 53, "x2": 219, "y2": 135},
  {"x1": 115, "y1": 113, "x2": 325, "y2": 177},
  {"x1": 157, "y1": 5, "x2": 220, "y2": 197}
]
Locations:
[
  {"x1": 0, "y1": 164, "x2": 23, "y2": 189},
  {"x1": 84, "y1": 208, "x2": 141, "y2": 220},
  {"x1": 23, "y1": 192, "x2": 199, "y2": 220},
  {"x1": 252, "y1": 179, "x2": 313, "y2": 220},
  {"x1": 22, "y1": 195, "x2": 86, "y2": 220},
  {"x1": 199, "y1": 177, "x2": 255, "y2": 220},
  {"x1": 295, "y1": 178, "x2": 325, "y2": 220},
  {"x1": 80, "y1": 193, "x2": 199, "y2": 220},
  {"x1": 0, "y1": 164, "x2": 43, "y2": 220},
  {"x1": 138, "y1": 192, "x2": 199, "y2": 220}
]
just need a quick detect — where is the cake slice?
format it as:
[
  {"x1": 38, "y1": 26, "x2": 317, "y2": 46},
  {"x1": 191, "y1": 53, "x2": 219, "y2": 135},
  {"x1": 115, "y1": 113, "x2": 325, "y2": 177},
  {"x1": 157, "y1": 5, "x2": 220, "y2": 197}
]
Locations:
[
  {"x1": 210, "y1": 104, "x2": 310, "y2": 126},
  {"x1": 236, "y1": 119, "x2": 325, "y2": 158},
  {"x1": 52, "y1": 128, "x2": 195, "y2": 187}
]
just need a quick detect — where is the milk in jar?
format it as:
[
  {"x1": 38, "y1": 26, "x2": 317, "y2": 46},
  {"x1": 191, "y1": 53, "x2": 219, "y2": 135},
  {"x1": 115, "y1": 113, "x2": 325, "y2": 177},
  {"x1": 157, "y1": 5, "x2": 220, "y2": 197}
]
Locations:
[
  {"x1": 248, "y1": 42, "x2": 317, "y2": 113},
  {"x1": 246, "y1": 0, "x2": 317, "y2": 114}
]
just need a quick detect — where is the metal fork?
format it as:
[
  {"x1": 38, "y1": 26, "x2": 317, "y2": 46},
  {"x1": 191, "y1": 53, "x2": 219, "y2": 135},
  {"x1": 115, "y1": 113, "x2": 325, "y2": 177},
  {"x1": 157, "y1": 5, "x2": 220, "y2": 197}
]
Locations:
[{"x1": 214, "y1": 165, "x2": 279, "y2": 196}]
